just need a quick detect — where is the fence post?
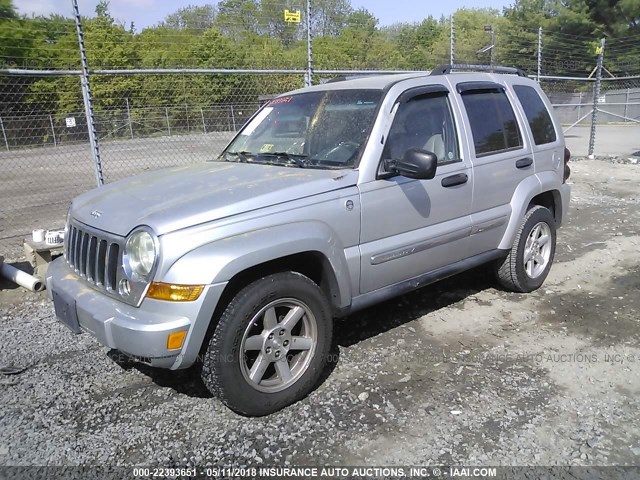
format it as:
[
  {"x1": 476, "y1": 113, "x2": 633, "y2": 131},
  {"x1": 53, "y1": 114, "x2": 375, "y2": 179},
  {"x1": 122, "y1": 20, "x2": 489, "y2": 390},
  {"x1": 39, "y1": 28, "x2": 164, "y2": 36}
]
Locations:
[
  {"x1": 126, "y1": 97, "x2": 134, "y2": 139},
  {"x1": 165, "y1": 107, "x2": 171, "y2": 136},
  {"x1": 305, "y1": 0, "x2": 313, "y2": 87},
  {"x1": 49, "y1": 114, "x2": 57, "y2": 146},
  {"x1": 450, "y1": 14, "x2": 455, "y2": 65},
  {"x1": 0, "y1": 116, "x2": 9, "y2": 151},
  {"x1": 624, "y1": 88, "x2": 629, "y2": 123},
  {"x1": 489, "y1": 26, "x2": 495, "y2": 67},
  {"x1": 73, "y1": 0, "x2": 104, "y2": 186},
  {"x1": 578, "y1": 92, "x2": 582, "y2": 123},
  {"x1": 588, "y1": 38, "x2": 605, "y2": 158},
  {"x1": 185, "y1": 103, "x2": 190, "y2": 132},
  {"x1": 230, "y1": 106, "x2": 236, "y2": 131},
  {"x1": 537, "y1": 27, "x2": 542, "y2": 82}
]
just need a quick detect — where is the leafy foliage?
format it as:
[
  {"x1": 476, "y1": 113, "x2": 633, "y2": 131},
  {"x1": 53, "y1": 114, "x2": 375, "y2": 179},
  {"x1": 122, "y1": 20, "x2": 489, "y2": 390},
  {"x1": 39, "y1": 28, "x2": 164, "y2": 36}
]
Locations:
[{"x1": 2, "y1": 0, "x2": 639, "y2": 128}]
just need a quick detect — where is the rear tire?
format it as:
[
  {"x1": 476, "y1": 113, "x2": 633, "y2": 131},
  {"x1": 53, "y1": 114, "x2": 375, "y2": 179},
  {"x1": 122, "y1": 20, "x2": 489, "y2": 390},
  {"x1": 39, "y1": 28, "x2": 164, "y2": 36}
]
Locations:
[
  {"x1": 495, "y1": 205, "x2": 556, "y2": 293},
  {"x1": 201, "y1": 272, "x2": 332, "y2": 416}
]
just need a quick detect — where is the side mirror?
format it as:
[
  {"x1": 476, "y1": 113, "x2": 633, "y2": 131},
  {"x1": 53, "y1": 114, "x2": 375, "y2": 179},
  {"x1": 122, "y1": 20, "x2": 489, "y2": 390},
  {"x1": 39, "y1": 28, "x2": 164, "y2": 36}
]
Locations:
[{"x1": 392, "y1": 148, "x2": 438, "y2": 180}]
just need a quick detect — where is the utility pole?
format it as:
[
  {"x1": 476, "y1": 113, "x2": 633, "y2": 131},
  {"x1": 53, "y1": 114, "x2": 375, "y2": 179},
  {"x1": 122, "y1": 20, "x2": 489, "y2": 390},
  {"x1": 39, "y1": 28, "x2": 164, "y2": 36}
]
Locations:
[
  {"x1": 305, "y1": 0, "x2": 313, "y2": 87},
  {"x1": 72, "y1": 0, "x2": 104, "y2": 186},
  {"x1": 588, "y1": 38, "x2": 605, "y2": 158},
  {"x1": 490, "y1": 26, "x2": 495, "y2": 66},
  {"x1": 449, "y1": 14, "x2": 455, "y2": 65},
  {"x1": 479, "y1": 25, "x2": 495, "y2": 67},
  {"x1": 537, "y1": 27, "x2": 542, "y2": 81}
]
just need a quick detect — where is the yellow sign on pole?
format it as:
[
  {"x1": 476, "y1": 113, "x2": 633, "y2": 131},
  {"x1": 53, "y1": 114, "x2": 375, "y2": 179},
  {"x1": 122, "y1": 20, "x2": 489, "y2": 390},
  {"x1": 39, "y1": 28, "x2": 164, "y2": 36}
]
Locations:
[{"x1": 284, "y1": 8, "x2": 301, "y2": 23}]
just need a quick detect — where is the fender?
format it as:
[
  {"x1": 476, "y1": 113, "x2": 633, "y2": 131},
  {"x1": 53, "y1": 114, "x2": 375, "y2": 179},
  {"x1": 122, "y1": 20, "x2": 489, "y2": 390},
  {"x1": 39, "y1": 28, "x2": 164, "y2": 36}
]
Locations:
[
  {"x1": 536, "y1": 170, "x2": 566, "y2": 226},
  {"x1": 498, "y1": 171, "x2": 565, "y2": 250},
  {"x1": 161, "y1": 221, "x2": 352, "y2": 309},
  {"x1": 498, "y1": 175, "x2": 542, "y2": 250}
]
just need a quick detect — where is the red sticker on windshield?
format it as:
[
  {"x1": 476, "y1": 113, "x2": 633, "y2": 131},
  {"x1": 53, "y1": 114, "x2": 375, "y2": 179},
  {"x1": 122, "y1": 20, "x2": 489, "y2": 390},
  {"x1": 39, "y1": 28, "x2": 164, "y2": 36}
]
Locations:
[{"x1": 268, "y1": 96, "x2": 294, "y2": 106}]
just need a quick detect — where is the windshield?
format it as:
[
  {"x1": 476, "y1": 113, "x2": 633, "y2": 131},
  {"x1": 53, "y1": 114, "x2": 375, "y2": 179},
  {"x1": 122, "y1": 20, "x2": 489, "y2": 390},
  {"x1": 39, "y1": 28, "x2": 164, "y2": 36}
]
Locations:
[{"x1": 217, "y1": 89, "x2": 382, "y2": 169}]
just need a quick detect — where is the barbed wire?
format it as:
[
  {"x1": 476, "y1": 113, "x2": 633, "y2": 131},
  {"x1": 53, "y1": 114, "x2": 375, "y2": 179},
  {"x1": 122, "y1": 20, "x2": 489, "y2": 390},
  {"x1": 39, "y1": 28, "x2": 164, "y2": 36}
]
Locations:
[{"x1": 3, "y1": 10, "x2": 638, "y2": 76}]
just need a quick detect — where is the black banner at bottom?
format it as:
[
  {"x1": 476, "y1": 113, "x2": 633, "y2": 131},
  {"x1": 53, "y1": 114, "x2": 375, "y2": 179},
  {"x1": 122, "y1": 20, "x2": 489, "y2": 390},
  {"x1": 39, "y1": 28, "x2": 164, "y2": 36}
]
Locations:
[{"x1": 1, "y1": 466, "x2": 639, "y2": 480}]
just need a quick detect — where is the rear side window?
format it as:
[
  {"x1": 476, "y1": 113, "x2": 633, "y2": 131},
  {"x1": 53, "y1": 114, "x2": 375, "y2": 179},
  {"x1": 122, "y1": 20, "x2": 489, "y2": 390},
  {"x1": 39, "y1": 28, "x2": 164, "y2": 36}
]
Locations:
[
  {"x1": 461, "y1": 89, "x2": 523, "y2": 156},
  {"x1": 513, "y1": 85, "x2": 557, "y2": 145}
]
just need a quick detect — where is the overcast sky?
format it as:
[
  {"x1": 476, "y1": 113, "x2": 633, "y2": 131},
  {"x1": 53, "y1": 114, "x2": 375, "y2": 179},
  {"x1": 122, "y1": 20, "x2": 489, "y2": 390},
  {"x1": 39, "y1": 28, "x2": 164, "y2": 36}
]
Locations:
[{"x1": 16, "y1": 0, "x2": 511, "y2": 29}]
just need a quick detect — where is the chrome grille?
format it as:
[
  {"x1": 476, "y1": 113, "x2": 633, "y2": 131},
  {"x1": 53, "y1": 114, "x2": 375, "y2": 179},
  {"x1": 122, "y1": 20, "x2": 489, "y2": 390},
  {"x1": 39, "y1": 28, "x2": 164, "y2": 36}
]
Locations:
[{"x1": 65, "y1": 221, "x2": 122, "y2": 292}]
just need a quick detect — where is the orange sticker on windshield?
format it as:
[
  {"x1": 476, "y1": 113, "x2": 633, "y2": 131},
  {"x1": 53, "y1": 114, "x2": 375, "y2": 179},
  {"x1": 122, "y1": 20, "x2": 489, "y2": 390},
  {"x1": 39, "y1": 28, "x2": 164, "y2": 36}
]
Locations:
[{"x1": 268, "y1": 96, "x2": 294, "y2": 106}]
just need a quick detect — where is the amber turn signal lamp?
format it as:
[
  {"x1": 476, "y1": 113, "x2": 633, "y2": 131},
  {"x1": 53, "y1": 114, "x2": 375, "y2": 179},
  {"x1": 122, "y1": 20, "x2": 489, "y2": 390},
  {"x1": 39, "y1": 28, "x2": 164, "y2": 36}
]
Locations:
[
  {"x1": 167, "y1": 330, "x2": 188, "y2": 350},
  {"x1": 146, "y1": 282, "x2": 204, "y2": 302}
]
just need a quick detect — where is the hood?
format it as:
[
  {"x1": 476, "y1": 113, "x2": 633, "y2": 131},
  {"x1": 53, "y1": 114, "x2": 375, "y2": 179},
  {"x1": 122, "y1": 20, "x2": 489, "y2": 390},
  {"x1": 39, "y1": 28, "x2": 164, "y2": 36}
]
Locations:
[{"x1": 71, "y1": 162, "x2": 358, "y2": 236}]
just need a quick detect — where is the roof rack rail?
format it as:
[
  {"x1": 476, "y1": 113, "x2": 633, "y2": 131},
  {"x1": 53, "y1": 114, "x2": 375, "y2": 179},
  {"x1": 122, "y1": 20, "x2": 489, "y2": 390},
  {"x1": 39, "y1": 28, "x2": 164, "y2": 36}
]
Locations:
[
  {"x1": 430, "y1": 64, "x2": 528, "y2": 77},
  {"x1": 326, "y1": 75, "x2": 351, "y2": 83}
]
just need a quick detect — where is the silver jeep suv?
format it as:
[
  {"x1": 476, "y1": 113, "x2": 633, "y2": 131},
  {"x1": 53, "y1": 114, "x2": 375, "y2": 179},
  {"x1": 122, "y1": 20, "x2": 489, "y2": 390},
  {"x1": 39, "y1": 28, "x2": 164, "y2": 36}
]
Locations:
[{"x1": 47, "y1": 65, "x2": 571, "y2": 416}]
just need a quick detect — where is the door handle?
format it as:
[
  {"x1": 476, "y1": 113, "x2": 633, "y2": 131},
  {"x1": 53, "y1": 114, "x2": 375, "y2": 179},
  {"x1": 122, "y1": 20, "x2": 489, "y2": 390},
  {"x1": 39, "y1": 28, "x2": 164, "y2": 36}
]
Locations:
[
  {"x1": 516, "y1": 157, "x2": 533, "y2": 169},
  {"x1": 441, "y1": 173, "x2": 468, "y2": 187}
]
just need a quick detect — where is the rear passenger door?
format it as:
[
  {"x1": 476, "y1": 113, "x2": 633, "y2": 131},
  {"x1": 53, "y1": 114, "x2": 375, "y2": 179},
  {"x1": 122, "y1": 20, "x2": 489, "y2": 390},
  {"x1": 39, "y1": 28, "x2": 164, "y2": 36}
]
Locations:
[
  {"x1": 511, "y1": 82, "x2": 564, "y2": 176},
  {"x1": 455, "y1": 81, "x2": 533, "y2": 255}
]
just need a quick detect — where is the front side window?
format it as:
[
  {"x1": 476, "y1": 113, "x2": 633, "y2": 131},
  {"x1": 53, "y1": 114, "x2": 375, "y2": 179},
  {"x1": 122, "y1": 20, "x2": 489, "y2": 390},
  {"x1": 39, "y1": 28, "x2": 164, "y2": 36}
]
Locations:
[
  {"x1": 513, "y1": 85, "x2": 557, "y2": 146},
  {"x1": 218, "y1": 89, "x2": 382, "y2": 169},
  {"x1": 382, "y1": 93, "x2": 460, "y2": 165},
  {"x1": 461, "y1": 89, "x2": 523, "y2": 156}
]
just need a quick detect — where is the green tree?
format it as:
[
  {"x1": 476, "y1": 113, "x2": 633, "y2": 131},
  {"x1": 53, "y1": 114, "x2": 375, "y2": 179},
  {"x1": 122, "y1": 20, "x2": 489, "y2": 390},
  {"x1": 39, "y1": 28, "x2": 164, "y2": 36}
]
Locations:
[
  {"x1": 310, "y1": 0, "x2": 352, "y2": 36},
  {"x1": 215, "y1": 0, "x2": 261, "y2": 41},
  {"x1": 163, "y1": 4, "x2": 217, "y2": 30},
  {"x1": 138, "y1": 26, "x2": 200, "y2": 68},
  {"x1": 190, "y1": 28, "x2": 251, "y2": 104},
  {"x1": 503, "y1": 0, "x2": 600, "y2": 75},
  {"x1": 315, "y1": 8, "x2": 407, "y2": 69},
  {"x1": 502, "y1": 0, "x2": 560, "y2": 73},
  {"x1": 0, "y1": 0, "x2": 16, "y2": 19},
  {"x1": 260, "y1": 0, "x2": 301, "y2": 46},
  {"x1": 0, "y1": 0, "x2": 42, "y2": 68},
  {"x1": 382, "y1": 17, "x2": 446, "y2": 69},
  {"x1": 577, "y1": 0, "x2": 640, "y2": 36},
  {"x1": 25, "y1": 0, "x2": 141, "y2": 133},
  {"x1": 345, "y1": 7, "x2": 378, "y2": 33}
]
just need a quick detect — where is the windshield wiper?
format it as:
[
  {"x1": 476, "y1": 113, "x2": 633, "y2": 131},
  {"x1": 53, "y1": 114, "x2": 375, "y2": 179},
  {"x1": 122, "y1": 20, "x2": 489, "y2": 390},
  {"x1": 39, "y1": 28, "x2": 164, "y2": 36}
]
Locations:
[
  {"x1": 256, "y1": 152, "x2": 309, "y2": 168},
  {"x1": 220, "y1": 150, "x2": 254, "y2": 162}
]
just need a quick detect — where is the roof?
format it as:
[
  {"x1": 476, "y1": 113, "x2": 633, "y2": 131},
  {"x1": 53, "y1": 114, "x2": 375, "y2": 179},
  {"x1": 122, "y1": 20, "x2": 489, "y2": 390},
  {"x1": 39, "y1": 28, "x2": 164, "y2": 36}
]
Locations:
[
  {"x1": 281, "y1": 68, "x2": 536, "y2": 98},
  {"x1": 286, "y1": 73, "x2": 430, "y2": 95}
]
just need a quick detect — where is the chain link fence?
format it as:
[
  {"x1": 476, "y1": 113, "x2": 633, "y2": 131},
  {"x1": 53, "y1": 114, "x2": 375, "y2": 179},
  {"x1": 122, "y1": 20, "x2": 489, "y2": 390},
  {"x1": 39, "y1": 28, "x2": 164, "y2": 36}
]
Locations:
[
  {"x1": 3, "y1": 68, "x2": 640, "y2": 255},
  {"x1": 2, "y1": 2, "x2": 640, "y2": 256},
  {"x1": 0, "y1": 71, "x2": 308, "y2": 254},
  {"x1": 598, "y1": 77, "x2": 640, "y2": 125},
  {"x1": 86, "y1": 73, "x2": 303, "y2": 182},
  {"x1": 587, "y1": 76, "x2": 640, "y2": 160},
  {"x1": 541, "y1": 78, "x2": 595, "y2": 127},
  {"x1": 0, "y1": 73, "x2": 95, "y2": 254}
]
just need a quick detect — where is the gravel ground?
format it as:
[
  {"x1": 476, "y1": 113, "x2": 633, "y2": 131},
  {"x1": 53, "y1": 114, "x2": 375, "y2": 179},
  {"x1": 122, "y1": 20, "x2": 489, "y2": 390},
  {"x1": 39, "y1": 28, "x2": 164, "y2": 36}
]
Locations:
[{"x1": 1, "y1": 158, "x2": 639, "y2": 467}]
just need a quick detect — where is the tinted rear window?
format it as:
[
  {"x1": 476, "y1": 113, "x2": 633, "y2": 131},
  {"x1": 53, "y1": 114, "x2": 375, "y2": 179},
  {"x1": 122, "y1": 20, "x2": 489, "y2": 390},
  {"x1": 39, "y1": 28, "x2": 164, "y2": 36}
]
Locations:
[
  {"x1": 461, "y1": 89, "x2": 523, "y2": 156},
  {"x1": 513, "y1": 85, "x2": 557, "y2": 146}
]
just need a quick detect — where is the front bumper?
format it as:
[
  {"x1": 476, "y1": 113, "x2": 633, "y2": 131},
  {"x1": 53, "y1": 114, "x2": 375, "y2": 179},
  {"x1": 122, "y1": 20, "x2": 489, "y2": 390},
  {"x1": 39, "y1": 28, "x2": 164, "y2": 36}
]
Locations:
[{"x1": 46, "y1": 258, "x2": 226, "y2": 369}]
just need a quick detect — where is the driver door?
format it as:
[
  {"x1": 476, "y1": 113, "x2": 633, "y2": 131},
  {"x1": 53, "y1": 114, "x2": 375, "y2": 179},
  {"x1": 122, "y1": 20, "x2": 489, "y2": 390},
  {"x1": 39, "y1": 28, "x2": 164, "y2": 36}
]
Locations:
[{"x1": 358, "y1": 88, "x2": 473, "y2": 294}]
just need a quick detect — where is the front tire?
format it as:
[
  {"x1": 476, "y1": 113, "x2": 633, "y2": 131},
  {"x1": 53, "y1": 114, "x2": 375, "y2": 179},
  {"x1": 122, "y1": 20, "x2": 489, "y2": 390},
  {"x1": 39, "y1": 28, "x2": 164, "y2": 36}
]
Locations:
[
  {"x1": 495, "y1": 205, "x2": 556, "y2": 293},
  {"x1": 201, "y1": 272, "x2": 332, "y2": 416}
]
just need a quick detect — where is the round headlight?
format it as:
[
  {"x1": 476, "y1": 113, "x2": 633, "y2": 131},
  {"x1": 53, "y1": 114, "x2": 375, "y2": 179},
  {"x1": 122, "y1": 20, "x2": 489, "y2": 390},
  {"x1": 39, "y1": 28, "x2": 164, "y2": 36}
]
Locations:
[{"x1": 125, "y1": 230, "x2": 157, "y2": 279}]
